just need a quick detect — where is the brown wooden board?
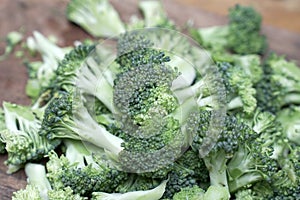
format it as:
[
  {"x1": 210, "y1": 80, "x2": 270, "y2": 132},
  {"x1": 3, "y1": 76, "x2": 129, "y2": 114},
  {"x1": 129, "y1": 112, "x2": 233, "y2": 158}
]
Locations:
[{"x1": 0, "y1": 0, "x2": 299, "y2": 199}]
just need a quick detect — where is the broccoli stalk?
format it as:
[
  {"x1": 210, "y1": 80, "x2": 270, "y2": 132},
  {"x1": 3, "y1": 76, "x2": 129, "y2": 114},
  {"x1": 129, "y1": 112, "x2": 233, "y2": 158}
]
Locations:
[{"x1": 91, "y1": 180, "x2": 168, "y2": 200}]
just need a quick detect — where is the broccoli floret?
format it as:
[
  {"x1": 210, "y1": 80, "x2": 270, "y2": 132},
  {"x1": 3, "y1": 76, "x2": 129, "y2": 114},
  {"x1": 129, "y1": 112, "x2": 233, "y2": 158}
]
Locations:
[
  {"x1": 66, "y1": 0, "x2": 125, "y2": 37},
  {"x1": 12, "y1": 163, "x2": 83, "y2": 200},
  {"x1": 40, "y1": 92, "x2": 123, "y2": 156},
  {"x1": 187, "y1": 109, "x2": 255, "y2": 198},
  {"x1": 115, "y1": 32, "x2": 171, "y2": 73},
  {"x1": 227, "y1": 4, "x2": 267, "y2": 54},
  {"x1": 0, "y1": 102, "x2": 60, "y2": 173},
  {"x1": 25, "y1": 31, "x2": 70, "y2": 102},
  {"x1": 50, "y1": 44, "x2": 95, "y2": 93},
  {"x1": 138, "y1": 0, "x2": 174, "y2": 28},
  {"x1": 190, "y1": 4, "x2": 267, "y2": 55},
  {"x1": 218, "y1": 62, "x2": 258, "y2": 115},
  {"x1": 46, "y1": 140, "x2": 128, "y2": 198},
  {"x1": 256, "y1": 53, "x2": 300, "y2": 113},
  {"x1": 91, "y1": 180, "x2": 167, "y2": 200}
]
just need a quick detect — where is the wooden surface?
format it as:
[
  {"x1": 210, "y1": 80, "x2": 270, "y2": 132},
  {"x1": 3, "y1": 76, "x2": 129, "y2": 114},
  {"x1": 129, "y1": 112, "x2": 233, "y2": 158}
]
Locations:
[{"x1": 0, "y1": 0, "x2": 300, "y2": 199}]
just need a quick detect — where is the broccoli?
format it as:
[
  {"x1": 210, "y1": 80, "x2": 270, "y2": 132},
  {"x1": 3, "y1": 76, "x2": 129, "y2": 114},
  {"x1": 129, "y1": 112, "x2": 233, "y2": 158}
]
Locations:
[
  {"x1": 25, "y1": 31, "x2": 71, "y2": 102},
  {"x1": 186, "y1": 109, "x2": 255, "y2": 198},
  {"x1": 276, "y1": 106, "x2": 300, "y2": 145},
  {"x1": 174, "y1": 61, "x2": 257, "y2": 115},
  {"x1": 256, "y1": 53, "x2": 300, "y2": 113},
  {"x1": 190, "y1": 4, "x2": 267, "y2": 55},
  {"x1": 66, "y1": 0, "x2": 125, "y2": 37},
  {"x1": 12, "y1": 163, "x2": 83, "y2": 200},
  {"x1": 46, "y1": 140, "x2": 128, "y2": 197},
  {"x1": 0, "y1": 102, "x2": 60, "y2": 173},
  {"x1": 138, "y1": 0, "x2": 174, "y2": 28}
]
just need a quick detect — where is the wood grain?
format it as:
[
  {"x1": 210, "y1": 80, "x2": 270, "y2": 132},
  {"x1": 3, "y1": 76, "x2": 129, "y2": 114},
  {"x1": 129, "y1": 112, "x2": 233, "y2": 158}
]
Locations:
[{"x1": 0, "y1": 0, "x2": 299, "y2": 199}]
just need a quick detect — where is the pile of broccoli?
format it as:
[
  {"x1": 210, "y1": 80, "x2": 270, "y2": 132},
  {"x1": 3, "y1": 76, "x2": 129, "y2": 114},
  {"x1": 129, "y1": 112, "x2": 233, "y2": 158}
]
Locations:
[{"x1": 0, "y1": 0, "x2": 299, "y2": 199}]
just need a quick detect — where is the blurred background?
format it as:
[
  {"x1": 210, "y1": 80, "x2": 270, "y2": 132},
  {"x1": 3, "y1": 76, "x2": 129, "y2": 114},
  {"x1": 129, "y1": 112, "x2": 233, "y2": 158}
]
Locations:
[
  {"x1": 0, "y1": 0, "x2": 299, "y2": 198},
  {"x1": 175, "y1": 0, "x2": 300, "y2": 34}
]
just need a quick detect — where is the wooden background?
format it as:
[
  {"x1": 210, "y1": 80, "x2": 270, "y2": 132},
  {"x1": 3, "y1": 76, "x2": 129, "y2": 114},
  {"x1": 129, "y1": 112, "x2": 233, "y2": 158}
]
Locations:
[{"x1": 0, "y1": 0, "x2": 299, "y2": 199}]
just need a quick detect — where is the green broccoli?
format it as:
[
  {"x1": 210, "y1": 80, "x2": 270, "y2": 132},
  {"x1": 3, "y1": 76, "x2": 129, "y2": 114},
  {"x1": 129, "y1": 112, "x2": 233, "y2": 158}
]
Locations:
[
  {"x1": 0, "y1": 102, "x2": 60, "y2": 173},
  {"x1": 186, "y1": 109, "x2": 256, "y2": 198},
  {"x1": 46, "y1": 140, "x2": 128, "y2": 197},
  {"x1": 256, "y1": 53, "x2": 300, "y2": 113},
  {"x1": 190, "y1": 4, "x2": 267, "y2": 55},
  {"x1": 12, "y1": 163, "x2": 83, "y2": 200},
  {"x1": 138, "y1": 0, "x2": 174, "y2": 28},
  {"x1": 66, "y1": 0, "x2": 125, "y2": 37}
]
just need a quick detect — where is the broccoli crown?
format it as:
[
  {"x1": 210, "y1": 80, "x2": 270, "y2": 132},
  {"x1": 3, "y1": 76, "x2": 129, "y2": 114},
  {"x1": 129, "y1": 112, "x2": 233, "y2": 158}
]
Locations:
[
  {"x1": 162, "y1": 163, "x2": 198, "y2": 199},
  {"x1": 113, "y1": 63, "x2": 178, "y2": 126},
  {"x1": 228, "y1": 4, "x2": 267, "y2": 54},
  {"x1": 116, "y1": 32, "x2": 170, "y2": 72},
  {"x1": 47, "y1": 187, "x2": 84, "y2": 200},
  {"x1": 50, "y1": 44, "x2": 95, "y2": 92},
  {"x1": 40, "y1": 92, "x2": 75, "y2": 140},
  {"x1": 118, "y1": 116, "x2": 184, "y2": 174}
]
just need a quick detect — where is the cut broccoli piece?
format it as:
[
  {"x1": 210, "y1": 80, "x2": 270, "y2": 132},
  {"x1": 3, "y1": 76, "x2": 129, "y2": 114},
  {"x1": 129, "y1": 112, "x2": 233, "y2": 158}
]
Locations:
[
  {"x1": 256, "y1": 53, "x2": 300, "y2": 113},
  {"x1": 25, "y1": 31, "x2": 70, "y2": 101},
  {"x1": 227, "y1": 4, "x2": 267, "y2": 55},
  {"x1": 0, "y1": 102, "x2": 60, "y2": 173},
  {"x1": 67, "y1": 0, "x2": 125, "y2": 37},
  {"x1": 187, "y1": 109, "x2": 255, "y2": 198},
  {"x1": 190, "y1": 4, "x2": 267, "y2": 55},
  {"x1": 47, "y1": 140, "x2": 128, "y2": 197}
]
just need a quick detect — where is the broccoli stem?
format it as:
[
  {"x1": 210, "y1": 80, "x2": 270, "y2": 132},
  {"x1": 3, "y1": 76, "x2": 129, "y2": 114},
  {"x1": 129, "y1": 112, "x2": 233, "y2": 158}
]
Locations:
[
  {"x1": 203, "y1": 150, "x2": 229, "y2": 190},
  {"x1": 25, "y1": 163, "x2": 51, "y2": 199}
]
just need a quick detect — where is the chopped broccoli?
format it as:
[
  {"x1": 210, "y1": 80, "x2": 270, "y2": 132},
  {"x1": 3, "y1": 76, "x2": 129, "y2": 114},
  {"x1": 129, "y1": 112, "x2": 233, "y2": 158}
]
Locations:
[
  {"x1": 46, "y1": 140, "x2": 128, "y2": 197},
  {"x1": 0, "y1": 102, "x2": 60, "y2": 173},
  {"x1": 256, "y1": 53, "x2": 300, "y2": 113},
  {"x1": 190, "y1": 4, "x2": 267, "y2": 55},
  {"x1": 66, "y1": 0, "x2": 125, "y2": 37}
]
